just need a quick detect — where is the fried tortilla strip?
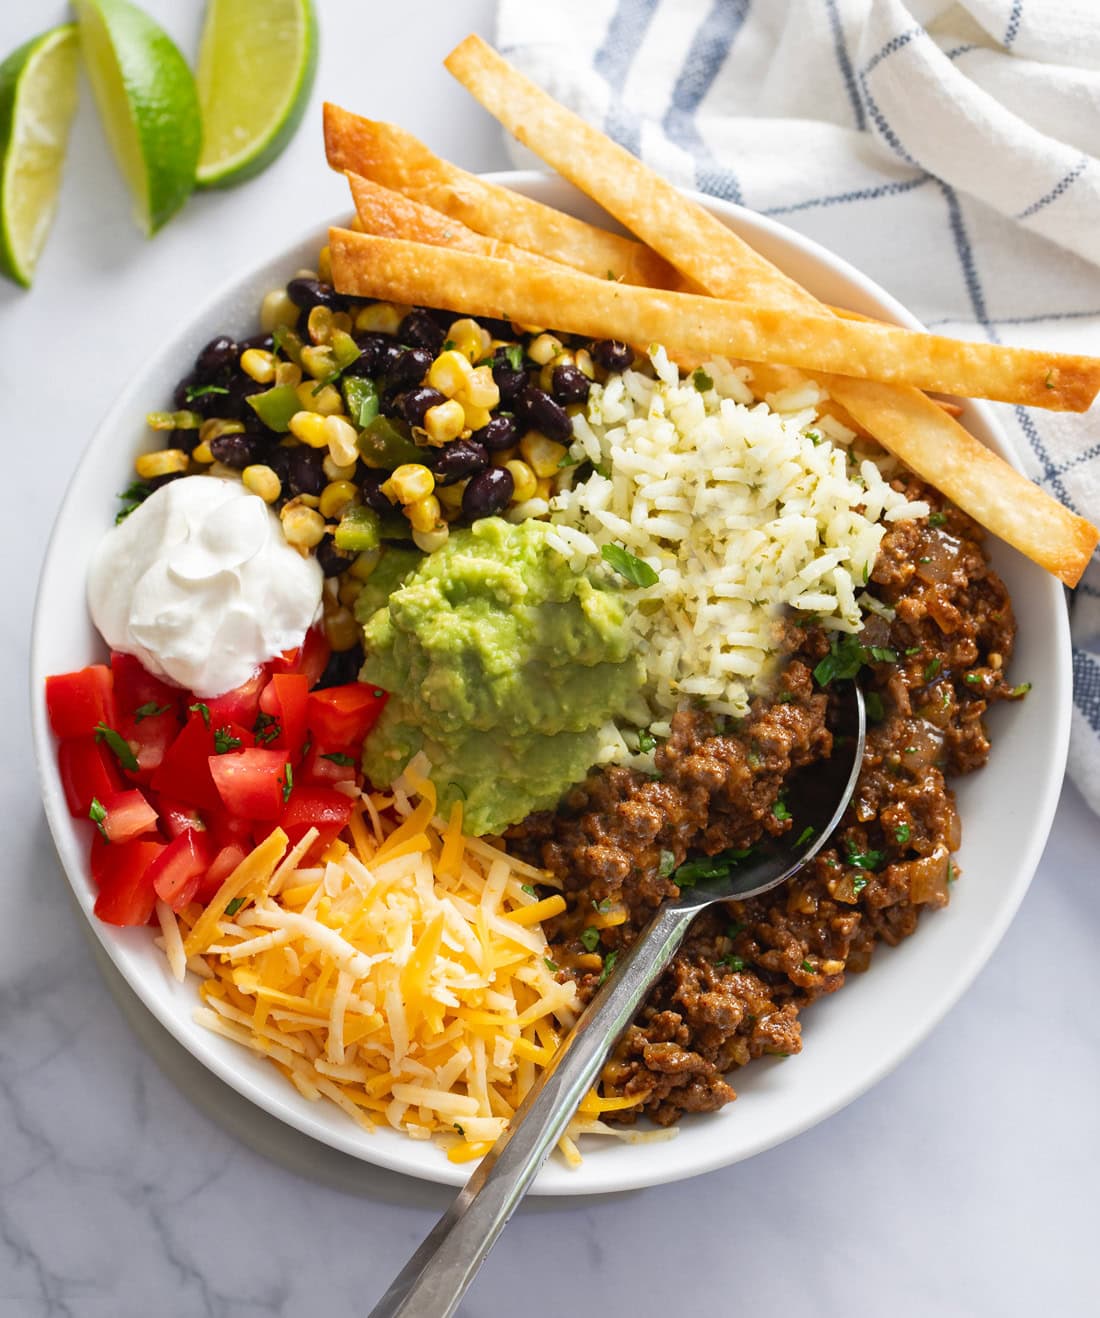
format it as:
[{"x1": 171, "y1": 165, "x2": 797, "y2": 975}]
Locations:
[
  {"x1": 443, "y1": 34, "x2": 1098, "y2": 585},
  {"x1": 328, "y1": 229, "x2": 1100, "y2": 411},
  {"x1": 323, "y1": 102, "x2": 690, "y2": 291}
]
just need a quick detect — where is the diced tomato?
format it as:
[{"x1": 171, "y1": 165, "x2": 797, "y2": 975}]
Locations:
[
  {"x1": 147, "y1": 831, "x2": 213, "y2": 912},
  {"x1": 272, "y1": 625, "x2": 331, "y2": 689},
  {"x1": 301, "y1": 740, "x2": 360, "y2": 787},
  {"x1": 110, "y1": 652, "x2": 184, "y2": 719},
  {"x1": 206, "y1": 805, "x2": 254, "y2": 851},
  {"x1": 196, "y1": 843, "x2": 248, "y2": 903},
  {"x1": 150, "y1": 712, "x2": 223, "y2": 812},
  {"x1": 307, "y1": 684, "x2": 387, "y2": 748},
  {"x1": 205, "y1": 668, "x2": 268, "y2": 731},
  {"x1": 45, "y1": 665, "x2": 116, "y2": 739},
  {"x1": 208, "y1": 748, "x2": 289, "y2": 820},
  {"x1": 279, "y1": 785, "x2": 355, "y2": 854},
  {"x1": 260, "y1": 672, "x2": 310, "y2": 756},
  {"x1": 98, "y1": 789, "x2": 159, "y2": 844},
  {"x1": 155, "y1": 797, "x2": 208, "y2": 839},
  {"x1": 92, "y1": 838, "x2": 166, "y2": 926},
  {"x1": 109, "y1": 654, "x2": 186, "y2": 780},
  {"x1": 57, "y1": 737, "x2": 123, "y2": 816}
]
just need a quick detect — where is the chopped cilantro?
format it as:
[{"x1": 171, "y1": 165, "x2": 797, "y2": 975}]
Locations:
[
  {"x1": 844, "y1": 841, "x2": 885, "y2": 871},
  {"x1": 544, "y1": 957, "x2": 559, "y2": 974},
  {"x1": 637, "y1": 729, "x2": 658, "y2": 754},
  {"x1": 852, "y1": 875, "x2": 868, "y2": 895},
  {"x1": 813, "y1": 631, "x2": 866, "y2": 686},
  {"x1": 253, "y1": 711, "x2": 280, "y2": 744},
  {"x1": 919, "y1": 556, "x2": 932, "y2": 564},
  {"x1": 924, "y1": 658, "x2": 942, "y2": 682},
  {"x1": 868, "y1": 646, "x2": 898, "y2": 663},
  {"x1": 726, "y1": 921, "x2": 744, "y2": 939},
  {"x1": 115, "y1": 481, "x2": 154, "y2": 524},
  {"x1": 189, "y1": 701, "x2": 211, "y2": 727},
  {"x1": 580, "y1": 927, "x2": 601, "y2": 953},
  {"x1": 895, "y1": 823, "x2": 911, "y2": 845},
  {"x1": 557, "y1": 451, "x2": 579, "y2": 468},
  {"x1": 691, "y1": 367, "x2": 714, "y2": 392},
  {"x1": 657, "y1": 849, "x2": 676, "y2": 877},
  {"x1": 442, "y1": 339, "x2": 456, "y2": 352},
  {"x1": 89, "y1": 797, "x2": 109, "y2": 840},
  {"x1": 505, "y1": 344, "x2": 524, "y2": 371},
  {"x1": 225, "y1": 897, "x2": 246, "y2": 916},
  {"x1": 947, "y1": 860, "x2": 956, "y2": 882},
  {"x1": 1045, "y1": 369, "x2": 1055, "y2": 389},
  {"x1": 597, "y1": 949, "x2": 619, "y2": 986},
  {"x1": 454, "y1": 1124, "x2": 465, "y2": 1138},
  {"x1": 928, "y1": 511, "x2": 947, "y2": 527},
  {"x1": 800, "y1": 959, "x2": 814, "y2": 973},
  {"x1": 673, "y1": 845, "x2": 754, "y2": 887},
  {"x1": 94, "y1": 722, "x2": 138, "y2": 772},
  {"x1": 805, "y1": 430, "x2": 821, "y2": 445},
  {"x1": 795, "y1": 825, "x2": 815, "y2": 847},
  {"x1": 864, "y1": 690, "x2": 885, "y2": 723},
  {"x1": 321, "y1": 752, "x2": 356, "y2": 766},
  {"x1": 281, "y1": 763, "x2": 294, "y2": 803},
  {"x1": 862, "y1": 563, "x2": 871, "y2": 584},
  {"x1": 133, "y1": 701, "x2": 170, "y2": 722},
  {"x1": 720, "y1": 954, "x2": 745, "y2": 972},
  {"x1": 592, "y1": 897, "x2": 612, "y2": 913},
  {"x1": 1010, "y1": 682, "x2": 1032, "y2": 698},
  {"x1": 905, "y1": 646, "x2": 921, "y2": 656},
  {"x1": 213, "y1": 727, "x2": 243, "y2": 755},
  {"x1": 521, "y1": 884, "x2": 537, "y2": 897},
  {"x1": 965, "y1": 672, "x2": 981, "y2": 685},
  {"x1": 601, "y1": 543, "x2": 659, "y2": 587},
  {"x1": 772, "y1": 799, "x2": 791, "y2": 822},
  {"x1": 184, "y1": 383, "x2": 229, "y2": 401}
]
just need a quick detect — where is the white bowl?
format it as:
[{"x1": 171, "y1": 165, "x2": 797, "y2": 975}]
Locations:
[{"x1": 31, "y1": 173, "x2": 1071, "y2": 1195}]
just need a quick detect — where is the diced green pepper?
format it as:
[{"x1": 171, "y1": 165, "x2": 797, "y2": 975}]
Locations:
[
  {"x1": 247, "y1": 384, "x2": 301, "y2": 433},
  {"x1": 334, "y1": 505, "x2": 382, "y2": 552},
  {"x1": 343, "y1": 375, "x2": 380, "y2": 428},
  {"x1": 357, "y1": 415, "x2": 423, "y2": 469},
  {"x1": 330, "y1": 329, "x2": 362, "y2": 372}
]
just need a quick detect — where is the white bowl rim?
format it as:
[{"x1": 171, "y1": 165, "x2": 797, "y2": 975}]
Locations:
[{"x1": 30, "y1": 171, "x2": 1072, "y2": 1196}]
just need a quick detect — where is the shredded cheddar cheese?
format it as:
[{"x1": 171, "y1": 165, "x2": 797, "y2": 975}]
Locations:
[{"x1": 157, "y1": 769, "x2": 662, "y2": 1164}]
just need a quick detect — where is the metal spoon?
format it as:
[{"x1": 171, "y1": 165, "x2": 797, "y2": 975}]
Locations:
[{"x1": 369, "y1": 684, "x2": 866, "y2": 1318}]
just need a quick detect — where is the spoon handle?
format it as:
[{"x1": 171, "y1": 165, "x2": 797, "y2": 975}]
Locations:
[{"x1": 367, "y1": 900, "x2": 697, "y2": 1318}]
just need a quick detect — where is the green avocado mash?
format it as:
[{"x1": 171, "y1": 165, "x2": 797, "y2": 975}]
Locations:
[{"x1": 357, "y1": 517, "x2": 644, "y2": 835}]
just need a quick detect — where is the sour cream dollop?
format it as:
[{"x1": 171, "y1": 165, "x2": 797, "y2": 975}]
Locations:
[{"x1": 88, "y1": 476, "x2": 324, "y2": 697}]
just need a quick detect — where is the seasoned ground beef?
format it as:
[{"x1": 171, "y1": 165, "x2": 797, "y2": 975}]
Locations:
[{"x1": 507, "y1": 489, "x2": 1023, "y2": 1126}]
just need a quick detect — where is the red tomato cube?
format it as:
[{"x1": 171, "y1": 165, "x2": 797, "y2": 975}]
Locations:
[
  {"x1": 92, "y1": 838, "x2": 166, "y2": 926},
  {"x1": 208, "y1": 748, "x2": 290, "y2": 821},
  {"x1": 45, "y1": 665, "x2": 116, "y2": 739},
  {"x1": 306, "y1": 684, "x2": 387, "y2": 749},
  {"x1": 58, "y1": 737, "x2": 123, "y2": 817},
  {"x1": 98, "y1": 789, "x2": 159, "y2": 844},
  {"x1": 148, "y1": 830, "x2": 213, "y2": 911}
]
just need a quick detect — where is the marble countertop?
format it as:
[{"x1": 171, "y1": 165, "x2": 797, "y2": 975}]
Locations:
[{"x1": 4, "y1": 3, "x2": 1098, "y2": 1314}]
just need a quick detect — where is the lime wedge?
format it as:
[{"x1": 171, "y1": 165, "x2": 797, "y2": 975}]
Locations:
[
  {"x1": 196, "y1": 0, "x2": 317, "y2": 188},
  {"x1": 75, "y1": 0, "x2": 201, "y2": 235},
  {"x1": 0, "y1": 25, "x2": 79, "y2": 287}
]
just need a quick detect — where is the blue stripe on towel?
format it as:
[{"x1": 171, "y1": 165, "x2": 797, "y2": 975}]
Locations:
[
  {"x1": 1016, "y1": 155, "x2": 1090, "y2": 220},
  {"x1": 825, "y1": 0, "x2": 865, "y2": 128},
  {"x1": 594, "y1": 0, "x2": 660, "y2": 155}
]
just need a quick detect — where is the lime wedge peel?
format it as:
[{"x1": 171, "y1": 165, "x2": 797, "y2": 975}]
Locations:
[
  {"x1": 0, "y1": 25, "x2": 80, "y2": 287},
  {"x1": 196, "y1": 0, "x2": 318, "y2": 189},
  {"x1": 74, "y1": 0, "x2": 201, "y2": 235}
]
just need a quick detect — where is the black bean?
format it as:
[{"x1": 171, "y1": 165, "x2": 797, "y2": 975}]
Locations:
[
  {"x1": 516, "y1": 386, "x2": 573, "y2": 443},
  {"x1": 590, "y1": 339, "x2": 633, "y2": 372},
  {"x1": 286, "y1": 277, "x2": 344, "y2": 312},
  {"x1": 221, "y1": 375, "x2": 266, "y2": 421},
  {"x1": 432, "y1": 440, "x2": 488, "y2": 486},
  {"x1": 401, "y1": 386, "x2": 447, "y2": 427},
  {"x1": 264, "y1": 447, "x2": 292, "y2": 484},
  {"x1": 315, "y1": 536, "x2": 354, "y2": 578},
  {"x1": 471, "y1": 414, "x2": 520, "y2": 452},
  {"x1": 384, "y1": 346, "x2": 433, "y2": 394},
  {"x1": 195, "y1": 335, "x2": 238, "y2": 380},
  {"x1": 551, "y1": 363, "x2": 591, "y2": 406},
  {"x1": 209, "y1": 432, "x2": 265, "y2": 470},
  {"x1": 173, "y1": 371, "x2": 226, "y2": 416},
  {"x1": 318, "y1": 644, "x2": 364, "y2": 689},
  {"x1": 398, "y1": 308, "x2": 445, "y2": 354},
  {"x1": 287, "y1": 448, "x2": 326, "y2": 498},
  {"x1": 359, "y1": 469, "x2": 396, "y2": 514},
  {"x1": 346, "y1": 333, "x2": 389, "y2": 377},
  {"x1": 238, "y1": 331, "x2": 275, "y2": 353},
  {"x1": 169, "y1": 427, "x2": 201, "y2": 455},
  {"x1": 478, "y1": 316, "x2": 515, "y2": 340},
  {"x1": 462, "y1": 466, "x2": 514, "y2": 520},
  {"x1": 149, "y1": 471, "x2": 187, "y2": 492},
  {"x1": 491, "y1": 356, "x2": 528, "y2": 404}
]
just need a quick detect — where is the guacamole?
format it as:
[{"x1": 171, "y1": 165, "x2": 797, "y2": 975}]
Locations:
[{"x1": 357, "y1": 518, "x2": 644, "y2": 835}]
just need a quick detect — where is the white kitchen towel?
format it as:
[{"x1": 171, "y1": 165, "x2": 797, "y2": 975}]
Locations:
[{"x1": 496, "y1": 0, "x2": 1100, "y2": 813}]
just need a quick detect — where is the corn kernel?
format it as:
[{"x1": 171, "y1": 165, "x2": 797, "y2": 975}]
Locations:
[
  {"x1": 423, "y1": 399, "x2": 465, "y2": 445},
  {"x1": 332, "y1": 311, "x2": 353, "y2": 335},
  {"x1": 338, "y1": 577, "x2": 363, "y2": 607},
  {"x1": 317, "y1": 244, "x2": 333, "y2": 285},
  {"x1": 491, "y1": 446, "x2": 517, "y2": 468},
  {"x1": 319, "y1": 480, "x2": 359, "y2": 520},
  {"x1": 505, "y1": 459, "x2": 537, "y2": 502},
  {"x1": 295, "y1": 380, "x2": 342, "y2": 415},
  {"x1": 240, "y1": 348, "x2": 276, "y2": 383},
  {"x1": 325, "y1": 606, "x2": 359, "y2": 652},
  {"x1": 406, "y1": 494, "x2": 442, "y2": 533},
  {"x1": 135, "y1": 449, "x2": 189, "y2": 479},
  {"x1": 427, "y1": 349, "x2": 474, "y2": 398},
  {"x1": 191, "y1": 440, "x2": 215, "y2": 464},
  {"x1": 528, "y1": 333, "x2": 563, "y2": 366},
  {"x1": 297, "y1": 492, "x2": 321, "y2": 509},
  {"x1": 512, "y1": 321, "x2": 544, "y2": 337},
  {"x1": 260, "y1": 289, "x2": 300, "y2": 334},
  {"x1": 288, "y1": 411, "x2": 329, "y2": 447},
  {"x1": 274, "y1": 360, "x2": 303, "y2": 388},
  {"x1": 413, "y1": 524, "x2": 450, "y2": 553},
  {"x1": 535, "y1": 477, "x2": 554, "y2": 500},
  {"x1": 198, "y1": 417, "x2": 245, "y2": 445},
  {"x1": 822, "y1": 959, "x2": 845, "y2": 975},
  {"x1": 355, "y1": 302, "x2": 406, "y2": 335},
  {"x1": 242, "y1": 464, "x2": 282, "y2": 503},
  {"x1": 307, "y1": 304, "x2": 334, "y2": 345},
  {"x1": 280, "y1": 502, "x2": 326, "y2": 548},
  {"x1": 300, "y1": 344, "x2": 336, "y2": 381},
  {"x1": 381, "y1": 463, "x2": 434, "y2": 505},
  {"x1": 461, "y1": 364, "x2": 500, "y2": 410},
  {"x1": 574, "y1": 348, "x2": 596, "y2": 380},
  {"x1": 323, "y1": 454, "x2": 358, "y2": 482},
  {"x1": 276, "y1": 328, "x2": 305, "y2": 365},
  {"x1": 520, "y1": 431, "x2": 568, "y2": 479},
  {"x1": 460, "y1": 403, "x2": 492, "y2": 433},
  {"x1": 349, "y1": 548, "x2": 382, "y2": 580},
  {"x1": 323, "y1": 414, "x2": 359, "y2": 467},
  {"x1": 539, "y1": 351, "x2": 574, "y2": 394},
  {"x1": 447, "y1": 317, "x2": 492, "y2": 363},
  {"x1": 435, "y1": 480, "x2": 466, "y2": 512},
  {"x1": 208, "y1": 460, "x2": 240, "y2": 482}
]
